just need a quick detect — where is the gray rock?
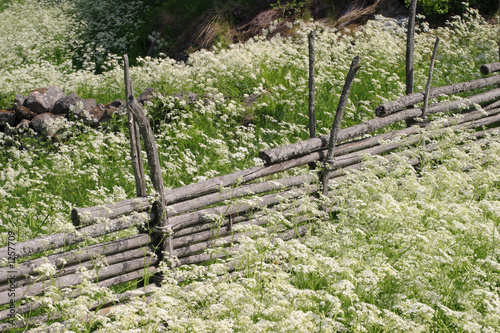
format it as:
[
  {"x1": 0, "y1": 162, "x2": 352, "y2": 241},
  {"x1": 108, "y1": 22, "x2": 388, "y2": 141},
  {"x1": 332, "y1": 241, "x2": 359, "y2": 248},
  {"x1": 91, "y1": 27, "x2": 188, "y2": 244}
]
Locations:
[
  {"x1": 52, "y1": 92, "x2": 83, "y2": 115},
  {"x1": 5, "y1": 119, "x2": 30, "y2": 136},
  {"x1": 25, "y1": 85, "x2": 65, "y2": 114},
  {"x1": 13, "y1": 94, "x2": 27, "y2": 110},
  {"x1": 83, "y1": 98, "x2": 97, "y2": 110},
  {"x1": 139, "y1": 88, "x2": 157, "y2": 104},
  {"x1": 69, "y1": 98, "x2": 97, "y2": 117},
  {"x1": 15, "y1": 105, "x2": 38, "y2": 121},
  {"x1": 31, "y1": 113, "x2": 66, "y2": 137},
  {"x1": 172, "y1": 91, "x2": 198, "y2": 104},
  {"x1": 0, "y1": 110, "x2": 15, "y2": 128},
  {"x1": 16, "y1": 119, "x2": 30, "y2": 131},
  {"x1": 105, "y1": 99, "x2": 126, "y2": 116}
]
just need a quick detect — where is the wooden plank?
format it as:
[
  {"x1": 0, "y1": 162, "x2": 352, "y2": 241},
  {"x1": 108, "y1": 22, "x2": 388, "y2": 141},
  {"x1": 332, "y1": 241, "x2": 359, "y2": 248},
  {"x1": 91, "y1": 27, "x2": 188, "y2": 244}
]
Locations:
[
  {"x1": 0, "y1": 234, "x2": 150, "y2": 284},
  {"x1": 0, "y1": 213, "x2": 148, "y2": 260},
  {"x1": 259, "y1": 88, "x2": 500, "y2": 164},
  {"x1": 481, "y1": 62, "x2": 500, "y2": 75},
  {"x1": 0, "y1": 246, "x2": 153, "y2": 293},
  {"x1": 72, "y1": 106, "x2": 500, "y2": 227},
  {"x1": 376, "y1": 75, "x2": 500, "y2": 117},
  {"x1": 322, "y1": 56, "x2": 361, "y2": 196},
  {"x1": 406, "y1": 0, "x2": 417, "y2": 97},
  {"x1": 0, "y1": 255, "x2": 158, "y2": 305},
  {"x1": 177, "y1": 225, "x2": 308, "y2": 266},
  {"x1": 308, "y1": 30, "x2": 316, "y2": 138},
  {"x1": 165, "y1": 186, "x2": 317, "y2": 232},
  {"x1": 124, "y1": 54, "x2": 146, "y2": 197}
]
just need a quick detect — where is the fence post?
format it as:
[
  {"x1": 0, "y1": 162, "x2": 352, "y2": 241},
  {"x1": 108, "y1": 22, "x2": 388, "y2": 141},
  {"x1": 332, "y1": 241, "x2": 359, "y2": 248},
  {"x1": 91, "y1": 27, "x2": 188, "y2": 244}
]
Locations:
[
  {"x1": 405, "y1": 0, "x2": 418, "y2": 126},
  {"x1": 321, "y1": 56, "x2": 361, "y2": 202},
  {"x1": 123, "y1": 55, "x2": 173, "y2": 260},
  {"x1": 124, "y1": 55, "x2": 147, "y2": 197},
  {"x1": 308, "y1": 30, "x2": 316, "y2": 139},
  {"x1": 422, "y1": 36, "x2": 440, "y2": 119}
]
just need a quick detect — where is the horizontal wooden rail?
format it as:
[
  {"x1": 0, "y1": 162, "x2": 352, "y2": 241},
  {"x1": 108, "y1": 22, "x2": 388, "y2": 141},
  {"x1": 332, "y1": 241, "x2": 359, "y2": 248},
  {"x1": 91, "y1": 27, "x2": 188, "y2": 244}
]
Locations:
[
  {"x1": 0, "y1": 213, "x2": 148, "y2": 261},
  {"x1": 481, "y1": 62, "x2": 500, "y2": 75},
  {"x1": 375, "y1": 75, "x2": 500, "y2": 116},
  {"x1": 71, "y1": 102, "x2": 500, "y2": 228},
  {"x1": 259, "y1": 88, "x2": 500, "y2": 164},
  {"x1": 0, "y1": 234, "x2": 150, "y2": 284},
  {"x1": 0, "y1": 255, "x2": 158, "y2": 305}
]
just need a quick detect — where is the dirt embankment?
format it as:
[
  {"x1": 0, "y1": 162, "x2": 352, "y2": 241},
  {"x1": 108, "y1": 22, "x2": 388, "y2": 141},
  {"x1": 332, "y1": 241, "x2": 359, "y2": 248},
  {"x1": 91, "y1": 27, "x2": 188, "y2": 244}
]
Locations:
[{"x1": 154, "y1": 0, "x2": 409, "y2": 61}]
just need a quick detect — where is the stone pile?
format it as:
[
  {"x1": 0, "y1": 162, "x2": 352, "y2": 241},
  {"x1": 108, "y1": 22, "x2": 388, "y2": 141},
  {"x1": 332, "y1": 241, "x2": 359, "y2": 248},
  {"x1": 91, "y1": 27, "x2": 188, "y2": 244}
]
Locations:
[{"x1": 0, "y1": 85, "x2": 126, "y2": 138}]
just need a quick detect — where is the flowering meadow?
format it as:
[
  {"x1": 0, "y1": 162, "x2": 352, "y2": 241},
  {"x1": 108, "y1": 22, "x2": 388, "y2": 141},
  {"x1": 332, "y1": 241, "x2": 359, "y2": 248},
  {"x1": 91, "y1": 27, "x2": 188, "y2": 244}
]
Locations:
[{"x1": 1, "y1": 0, "x2": 500, "y2": 331}]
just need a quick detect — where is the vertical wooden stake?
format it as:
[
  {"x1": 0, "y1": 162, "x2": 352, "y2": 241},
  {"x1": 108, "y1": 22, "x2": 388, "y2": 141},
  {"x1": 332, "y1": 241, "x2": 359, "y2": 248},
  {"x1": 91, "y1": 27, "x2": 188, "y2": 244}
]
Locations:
[
  {"x1": 124, "y1": 55, "x2": 146, "y2": 197},
  {"x1": 405, "y1": 0, "x2": 418, "y2": 127},
  {"x1": 123, "y1": 55, "x2": 173, "y2": 259},
  {"x1": 406, "y1": 0, "x2": 417, "y2": 97},
  {"x1": 422, "y1": 36, "x2": 440, "y2": 118},
  {"x1": 321, "y1": 56, "x2": 361, "y2": 200},
  {"x1": 308, "y1": 30, "x2": 316, "y2": 139}
]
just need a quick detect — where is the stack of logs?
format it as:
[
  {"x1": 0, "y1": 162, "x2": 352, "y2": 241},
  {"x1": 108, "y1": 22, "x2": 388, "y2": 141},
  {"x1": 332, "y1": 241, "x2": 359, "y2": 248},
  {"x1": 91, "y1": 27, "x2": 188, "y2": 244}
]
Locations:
[{"x1": 1, "y1": 61, "x2": 500, "y2": 330}]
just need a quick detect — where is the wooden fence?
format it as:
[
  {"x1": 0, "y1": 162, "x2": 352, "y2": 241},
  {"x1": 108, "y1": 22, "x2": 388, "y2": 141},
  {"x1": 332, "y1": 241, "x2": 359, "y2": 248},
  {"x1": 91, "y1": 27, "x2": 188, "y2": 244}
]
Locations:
[{"x1": 1, "y1": 14, "x2": 500, "y2": 325}]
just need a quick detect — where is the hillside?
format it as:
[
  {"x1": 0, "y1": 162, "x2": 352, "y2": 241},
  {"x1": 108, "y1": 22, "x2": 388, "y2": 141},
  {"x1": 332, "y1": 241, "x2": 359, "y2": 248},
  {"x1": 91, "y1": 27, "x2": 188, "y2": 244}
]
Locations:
[{"x1": 146, "y1": 0, "x2": 499, "y2": 60}]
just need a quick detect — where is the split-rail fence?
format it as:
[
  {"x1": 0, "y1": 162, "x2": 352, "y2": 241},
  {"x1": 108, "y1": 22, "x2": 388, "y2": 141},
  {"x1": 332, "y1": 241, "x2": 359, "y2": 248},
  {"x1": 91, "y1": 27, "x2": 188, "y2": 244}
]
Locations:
[{"x1": 1, "y1": 50, "x2": 500, "y2": 331}]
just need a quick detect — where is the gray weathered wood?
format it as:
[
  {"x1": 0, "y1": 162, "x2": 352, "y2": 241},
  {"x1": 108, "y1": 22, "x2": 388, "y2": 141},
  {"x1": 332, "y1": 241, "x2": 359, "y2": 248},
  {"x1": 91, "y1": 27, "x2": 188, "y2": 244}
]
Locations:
[
  {"x1": 173, "y1": 197, "x2": 314, "y2": 238},
  {"x1": 0, "y1": 279, "x2": 157, "y2": 329},
  {"x1": 327, "y1": 113, "x2": 500, "y2": 171},
  {"x1": 308, "y1": 30, "x2": 316, "y2": 139},
  {"x1": 259, "y1": 88, "x2": 500, "y2": 164},
  {"x1": 72, "y1": 105, "x2": 500, "y2": 227},
  {"x1": 0, "y1": 246, "x2": 153, "y2": 293},
  {"x1": 0, "y1": 254, "x2": 158, "y2": 305},
  {"x1": 422, "y1": 36, "x2": 440, "y2": 117},
  {"x1": 0, "y1": 213, "x2": 148, "y2": 260},
  {"x1": 406, "y1": 0, "x2": 417, "y2": 97},
  {"x1": 164, "y1": 186, "x2": 316, "y2": 232},
  {"x1": 125, "y1": 71, "x2": 172, "y2": 256},
  {"x1": 0, "y1": 234, "x2": 150, "y2": 284},
  {"x1": 376, "y1": 75, "x2": 500, "y2": 117},
  {"x1": 322, "y1": 56, "x2": 361, "y2": 196},
  {"x1": 481, "y1": 62, "x2": 500, "y2": 75},
  {"x1": 124, "y1": 54, "x2": 146, "y2": 197},
  {"x1": 173, "y1": 210, "x2": 312, "y2": 251},
  {"x1": 177, "y1": 225, "x2": 308, "y2": 266}
]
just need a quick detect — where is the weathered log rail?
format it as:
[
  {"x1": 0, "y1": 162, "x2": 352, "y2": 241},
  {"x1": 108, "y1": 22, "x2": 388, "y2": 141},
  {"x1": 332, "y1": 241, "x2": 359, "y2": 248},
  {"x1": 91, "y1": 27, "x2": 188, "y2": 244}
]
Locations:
[{"x1": 1, "y1": 58, "x2": 499, "y2": 331}]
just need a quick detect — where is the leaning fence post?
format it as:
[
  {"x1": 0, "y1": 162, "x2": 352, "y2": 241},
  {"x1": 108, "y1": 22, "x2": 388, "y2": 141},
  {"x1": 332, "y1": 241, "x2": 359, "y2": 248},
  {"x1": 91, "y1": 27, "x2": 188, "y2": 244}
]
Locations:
[
  {"x1": 124, "y1": 55, "x2": 147, "y2": 197},
  {"x1": 321, "y1": 56, "x2": 361, "y2": 201},
  {"x1": 422, "y1": 36, "x2": 440, "y2": 118},
  {"x1": 123, "y1": 55, "x2": 173, "y2": 260}
]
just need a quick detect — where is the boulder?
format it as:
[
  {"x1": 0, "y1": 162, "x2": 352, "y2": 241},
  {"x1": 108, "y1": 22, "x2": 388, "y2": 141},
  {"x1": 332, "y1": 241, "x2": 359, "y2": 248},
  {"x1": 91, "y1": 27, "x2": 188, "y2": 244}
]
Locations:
[
  {"x1": 105, "y1": 99, "x2": 126, "y2": 115},
  {"x1": 15, "y1": 105, "x2": 38, "y2": 121},
  {"x1": 31, "y1": 113, "x2": 66, "y2": 137},
  {"x1": 69, "y1": 98, "x2": 97, "y2": 117},
  {"x1": 172, "y1": 91, "x2": 198, "y2": 104},
  {"x1": 25, "y1": 85, "x2": 64, "y2": 114},
  {"x1": 138, "y1": 88, "x2": 157, "y2": 104},
  {"x1": 81, "y1": 104, "x2": 105, "y2": 127},
  {"x1": 52, "y1": 92, "x2": 83, "y2": 115},
  {"x1": 16, "y1": 119, "x2": 30, "y2": 131},
  {"x1": 0, "y1": 110, "x2": 16, "y2": 128},
  {"x1": 13, "y1": 94, "x2": 27, "y2": 110}
]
